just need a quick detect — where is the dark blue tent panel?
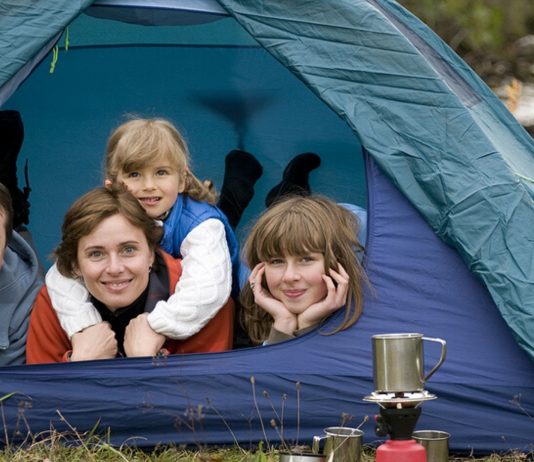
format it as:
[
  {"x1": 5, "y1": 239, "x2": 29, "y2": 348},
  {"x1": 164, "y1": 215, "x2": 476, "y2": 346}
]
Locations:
[
  {"x1": 0, "y1": 155, "x2": 532, "y2": 453},
  {"x1": 215, "y1": 0, "x2": 534, "y2": 359},
  {"x1": 0, "y1": 0, "x2": 533, "y2": 454}
]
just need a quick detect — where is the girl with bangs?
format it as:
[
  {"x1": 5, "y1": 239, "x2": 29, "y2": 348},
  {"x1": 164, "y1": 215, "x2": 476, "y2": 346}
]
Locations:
[{"x1": 240, "y1": 195, "x2": 367, "y2": 345}]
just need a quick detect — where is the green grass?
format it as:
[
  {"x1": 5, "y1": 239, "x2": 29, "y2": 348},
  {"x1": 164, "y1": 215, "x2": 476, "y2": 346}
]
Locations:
[
  {"x1": 0, "y1": 441, "x2": 530, "y2": 462},
  {"x1": 0, "y1": 392, "x2": 531, "y2": 461}
]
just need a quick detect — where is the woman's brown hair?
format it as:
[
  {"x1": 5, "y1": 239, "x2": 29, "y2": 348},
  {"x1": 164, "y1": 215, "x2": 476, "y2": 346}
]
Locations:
[{"x1": 55, "y1": 184, "x2": 163, "y2": 278}]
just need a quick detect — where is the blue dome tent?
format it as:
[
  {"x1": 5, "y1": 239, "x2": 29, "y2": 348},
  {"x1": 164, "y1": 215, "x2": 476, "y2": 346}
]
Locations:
[{"x1": 0, "y1": 0, "x2": 533, "y2": 454}]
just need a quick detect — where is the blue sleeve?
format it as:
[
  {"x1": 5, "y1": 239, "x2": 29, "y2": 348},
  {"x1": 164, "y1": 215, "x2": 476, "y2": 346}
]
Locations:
[{"x1": 339, "y1": 203, "x2": 367, "y2": 246}]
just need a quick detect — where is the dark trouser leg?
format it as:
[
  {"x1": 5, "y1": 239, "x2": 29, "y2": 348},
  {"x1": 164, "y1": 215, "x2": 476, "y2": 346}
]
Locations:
[
  {"x1": 217, "y1": 149, "x2": 263, "y2": 229},
  {"x1": 265, "y1": 152, "x2": 321, "y2": 208},
  {"x1": 0, "y1": 110, "x2": 31, "y2": 230}
]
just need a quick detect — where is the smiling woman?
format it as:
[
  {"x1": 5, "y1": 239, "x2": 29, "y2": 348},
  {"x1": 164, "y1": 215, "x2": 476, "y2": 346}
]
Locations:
[
  {"x1": 76, "y1": 214, "x2": 155, "y2": 312},
  {"x1": 25, "y1": 184, "x2": 234, "y2": 363}
]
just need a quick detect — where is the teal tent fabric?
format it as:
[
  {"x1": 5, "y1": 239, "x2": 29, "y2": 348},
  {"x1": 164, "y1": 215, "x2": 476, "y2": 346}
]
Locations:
[
  {"x1": 0, "y1": 0, "x2": 93, "y2": 105},
  {"x1": 215, "y1": 0, "x2": 534, "y2": 360},
  {"x1": 0, "y1": 1, "x2": 533, "y2": 452}
]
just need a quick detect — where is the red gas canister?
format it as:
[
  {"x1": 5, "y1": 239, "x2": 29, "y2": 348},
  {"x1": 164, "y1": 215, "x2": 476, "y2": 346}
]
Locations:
[{"x1": 376, "y1": 439, "x2": 426, "y2": 462}]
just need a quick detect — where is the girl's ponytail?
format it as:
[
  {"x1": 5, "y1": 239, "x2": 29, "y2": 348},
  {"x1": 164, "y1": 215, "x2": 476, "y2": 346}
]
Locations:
[{"x1": 182, "y1": 170, "x2": 217, "y2": 205}]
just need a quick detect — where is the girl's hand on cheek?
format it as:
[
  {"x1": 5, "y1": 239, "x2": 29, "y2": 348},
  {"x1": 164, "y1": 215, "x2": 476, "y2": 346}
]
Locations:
[
  {"x1": 249, "y1": 263, "x2": 297, "y2": 335},
  {"x1": 298, "y1": 263, "x2": 349, "y2": 330}
]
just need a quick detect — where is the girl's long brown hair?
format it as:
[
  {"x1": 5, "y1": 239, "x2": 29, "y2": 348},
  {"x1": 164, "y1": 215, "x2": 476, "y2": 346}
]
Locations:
[{"x1": 240, "y1": 195, "x2": 367, "y2": 344}]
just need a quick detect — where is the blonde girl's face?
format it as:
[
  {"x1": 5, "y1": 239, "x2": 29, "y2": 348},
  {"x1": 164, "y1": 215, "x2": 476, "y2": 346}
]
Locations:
[
  {"x1": 263, "y1": 252, "x2": 328, "y2": 314},
  {"x1": 117, "y1": 163, "x2": 185, "y2": 219},
  {"x1": 76, "y1": 214, "x2": 154, "y2": 311}
]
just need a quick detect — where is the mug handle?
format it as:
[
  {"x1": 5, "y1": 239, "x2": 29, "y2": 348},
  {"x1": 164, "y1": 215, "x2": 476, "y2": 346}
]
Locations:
[
  {"x1": 312, "y1": 435, "x2": 326, "y2": 454},
  {"x1": 422, "y1": 337, "x2": 447, "y2": 382}
]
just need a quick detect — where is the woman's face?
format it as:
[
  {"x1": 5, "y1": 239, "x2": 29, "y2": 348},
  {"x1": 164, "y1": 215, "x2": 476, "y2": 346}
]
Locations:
[
  {"x1": 76, "y1": 214, "x2": 154, "y2": 311},
  {"x1": 264, "y1": 252, "x2": 328, "y2": 314}
]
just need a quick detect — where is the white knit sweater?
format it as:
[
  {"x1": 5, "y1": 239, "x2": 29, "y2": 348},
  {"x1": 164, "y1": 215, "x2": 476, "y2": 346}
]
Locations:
[{"x1": 45, "y1": 219, "x2": 232, "y2": 339}]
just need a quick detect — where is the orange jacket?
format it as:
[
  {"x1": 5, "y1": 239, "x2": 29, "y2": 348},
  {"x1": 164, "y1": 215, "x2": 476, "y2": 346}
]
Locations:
[{"x1": 26, "y1": 251, "x2": 233, "y2": 364}]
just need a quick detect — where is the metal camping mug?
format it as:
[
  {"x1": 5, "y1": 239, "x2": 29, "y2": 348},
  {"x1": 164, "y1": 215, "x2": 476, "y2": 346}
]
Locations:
[
  {"x1": 372, "y1": 333, "x2": 447, "y2": 392},
  {"x1": 312, "y1": 427, "x2": 363, "y2": 462},
  {"x1": 279, "y1": 453, "x2": 326, "y2": 462},
  {"x1": 412, "y1": 430, "x2": 450, "y2": 462}
]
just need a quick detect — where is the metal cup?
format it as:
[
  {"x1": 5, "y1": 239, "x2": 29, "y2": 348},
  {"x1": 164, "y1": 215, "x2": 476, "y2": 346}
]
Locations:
[
  {"x1": 279, "y1": 453, "x2": 326, "y2": 462},
  {"x1": 312, "y1": 427, "x2": 363, "y2": 462},
  {"x1": 413, "y1": 430, "x2": 450, "y2": 462},
  {"x1": 372, "y1": 333, "x2": 447, "y2": 392}
]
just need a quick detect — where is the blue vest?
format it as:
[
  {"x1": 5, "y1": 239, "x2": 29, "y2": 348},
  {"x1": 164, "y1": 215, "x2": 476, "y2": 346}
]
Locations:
[{"x1": 160, "y1": 195, "x2": 240, "y2": 296}]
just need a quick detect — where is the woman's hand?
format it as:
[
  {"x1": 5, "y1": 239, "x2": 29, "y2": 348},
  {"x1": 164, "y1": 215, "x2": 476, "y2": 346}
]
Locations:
[
  {"x1": 297, "y1": 263, "x2": 349, "y2": 330},
  {"x1": 70, "y1": 322, "x2": 118, "y2": 361},
  {"x1": 249, "y1": 263, "x2": 297, "y2": 335},
  {"x1": 124, "y1": 313, "x2": 166, "y2": 358}
]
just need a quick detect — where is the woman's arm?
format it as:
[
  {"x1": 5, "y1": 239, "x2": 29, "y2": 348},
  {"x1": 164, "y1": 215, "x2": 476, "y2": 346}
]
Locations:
[
  {"x1": 147, "y1": 219, "x2": 232, "y2": 339},
  {"x1": 26, "y1": 286, "x2": 73, "y2": 363},
  {"x1": 263, "y1": 325, "x2": 318, "y2": 345},
  {"x1": 165, "y1": 297, "x2": 234, "y2": 354},
  {"x1": 26, "y1": 286, "x2": 118, "y2": 363},
  {"x1": 45, "y1": 263, "x2": 102, "y2": 337}
]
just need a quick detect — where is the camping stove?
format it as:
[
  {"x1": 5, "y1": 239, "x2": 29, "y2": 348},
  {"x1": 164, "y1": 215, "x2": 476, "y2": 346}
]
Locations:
[
  {"x1": 363, "y1": 332, "x2": 447, "y2": 462},
  {"x1": 363, "y1": 390, "x2": 436, "y2": 409},
  {"x1": 363, "y1": 391, "x2": 435, "y2": 462}
]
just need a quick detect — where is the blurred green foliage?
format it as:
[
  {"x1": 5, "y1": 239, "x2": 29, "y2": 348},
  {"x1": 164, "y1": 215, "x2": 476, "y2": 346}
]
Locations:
[
  {"x1": 399, "y1": 0, "x2": 532, "y2": 50},
  {"x1": 398, "y1": 0, "x2": 534, "y2": 84}
]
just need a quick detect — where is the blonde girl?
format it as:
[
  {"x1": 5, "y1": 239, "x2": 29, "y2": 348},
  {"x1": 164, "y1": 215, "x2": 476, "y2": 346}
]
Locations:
[
  {"x1": 45, "y1": 118, "x2": 238, "y2": 342},
  {"x1": 240, "y1": 195, "x2": 366, "y2": 345}
]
